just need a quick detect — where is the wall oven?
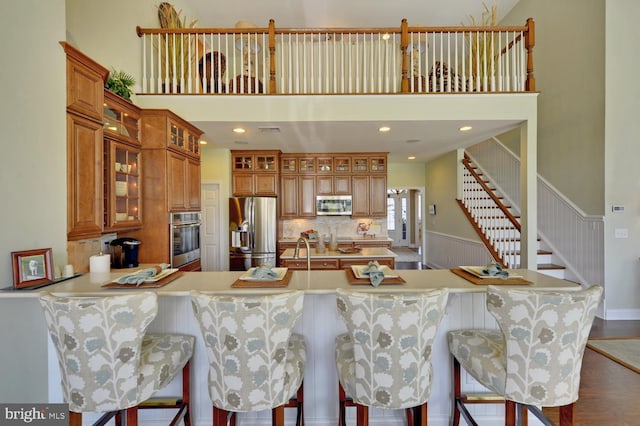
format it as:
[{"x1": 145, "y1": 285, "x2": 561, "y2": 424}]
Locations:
[{"x1": 170, "y1": 211, "x2": 201, "y2": 268}]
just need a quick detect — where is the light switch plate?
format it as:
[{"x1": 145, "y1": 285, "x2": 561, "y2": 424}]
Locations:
[{"x1": 614, "y1": 228, "x2": 629, "y2": 239}]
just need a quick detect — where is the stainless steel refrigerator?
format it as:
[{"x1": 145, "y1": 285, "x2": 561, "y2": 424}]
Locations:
[{"x1": 229, "y1": 197, "x2": 277, "y2": 271}]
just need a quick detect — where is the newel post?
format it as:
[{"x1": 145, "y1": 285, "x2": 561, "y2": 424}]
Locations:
[
  {"x1": 525, "y1": 18, "x2": 535, "y2": 92},
  {"x1": 268, "y1": 19, "x2": 276, "y2": 94},
  {"x1": 400, "y1": 19, "x2": 409, "y2": 93}
]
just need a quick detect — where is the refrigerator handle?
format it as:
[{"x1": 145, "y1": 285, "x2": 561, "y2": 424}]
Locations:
[{"x1": 249, "y1": 197, "x2": 254, "y2": 250}]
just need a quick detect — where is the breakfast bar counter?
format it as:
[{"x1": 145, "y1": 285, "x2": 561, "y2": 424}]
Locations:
[{"x1": 0, "y1": 269, "x2": 579, "y2": 425}]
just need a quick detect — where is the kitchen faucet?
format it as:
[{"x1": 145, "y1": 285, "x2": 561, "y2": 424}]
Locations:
[{"x1": 294, "y1": 237, "x2": 311, "y2": 271}]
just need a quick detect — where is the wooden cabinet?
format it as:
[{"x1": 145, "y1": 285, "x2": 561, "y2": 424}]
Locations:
[
  {"x1": 62, "y1": 42, "x2": 108, "y2": 122},
  {"x1": 63, "y1": 43, "x2": 109, "y2": 240},
  {"x1": 316, "y1": 175, "x2": 351, "y2": 195},
  {"x1": 140, "y1": 109, "x2": 203, "y2": 212},
  {"x1": 231, "y1": 150, "x2": 280, "y2": 196},
  {"x1": 280, "y1": 175, "x2": 315, "y2": 218},
  {"x1": 281, "y1": 258, "x2": 340, "y2": 270},
  {"x1": 104, "y1": 139, "x2": 141, "y2": 231},
  {"x1": 352, "y1": 175, "x2": 387, "y2": 217},
  {"x1": 103, "y1": 91, "x2": 142, "y2": 232},
  {"x1": 66, "y1": 114, "x2": 104, "y2": 239}
]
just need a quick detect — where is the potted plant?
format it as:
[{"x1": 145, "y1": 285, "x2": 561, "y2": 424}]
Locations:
[{"x1": 105, "y1": 69, "x2": 135, "y2": 101}]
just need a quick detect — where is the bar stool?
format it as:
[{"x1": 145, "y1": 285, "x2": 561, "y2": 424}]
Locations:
[
  {"x1": 39, "y1": 292, "x2": 195, "y2": 426},
  {"x1": 448, "y1": 285, "x2": 602, "y2": 426},
  {"x1": 191, "y1": 290, "x2": 306, "y2": 426},
  {"x1": 335, "y1": 288, "x2": 449, "y2": 426}
]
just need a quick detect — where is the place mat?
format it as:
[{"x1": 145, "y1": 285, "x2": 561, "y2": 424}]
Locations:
[
  {"x1": 231, "y1": 270, "x2": 293, "y2": 288},
  {"x1": 450, "y1": 268, "x2": 532, "y2": 285},
  {"x1": 344, "y1": 268, "x2": 406, "y2": 285},
  {"x1": 102, "y1": 271, "x2": 185, "y2": 289},
  {"x1": 587, "y1": 338, "x2": 640, "y2": 374}
]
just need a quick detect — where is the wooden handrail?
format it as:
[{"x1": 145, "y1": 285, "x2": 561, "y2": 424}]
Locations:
[
  {"x1": 456, "y1": 199, "x2": 506, "y2": 267},
  {"x1": 136, "y1": 18, "x2": 535, "y2": 95},
  {"x1": 462, "y1": 156, "x2": 521, "y2": 232}
]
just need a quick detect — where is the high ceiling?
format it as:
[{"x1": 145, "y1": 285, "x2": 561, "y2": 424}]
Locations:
[{"x1": 173, "y1": 0, "x2": 522, "y2": 162}]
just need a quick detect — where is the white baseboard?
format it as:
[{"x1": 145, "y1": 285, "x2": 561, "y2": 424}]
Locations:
[{"x1": 604, "y1": 309, "x2": 640, "y2": 321}]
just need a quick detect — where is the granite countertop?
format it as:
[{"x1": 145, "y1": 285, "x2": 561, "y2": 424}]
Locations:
[
  {"x1": 0, "y1": 267, "x2": 580, "y2": 298},
  {"x1": 279, "y1": 247, "x2": 396, "y2": 259},
  {"x1": 279, "y1": 237, "x2": 392, "y2": 243}
]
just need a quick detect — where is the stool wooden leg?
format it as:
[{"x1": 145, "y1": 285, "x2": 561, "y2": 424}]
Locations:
[
  {"x1": 68, "y1": 412, "x2": 82, "y2": 426},
  {"x1": 125, "y1": 406, "x2": 138, "y2": 426},
  {"x1": 272, "y1": 405, "x2": 285, "y2": 426},
  {"x1": 559, "y1": 403, "x2": 575, "y2": 426},
  {"x1": 356, "y1": 404, "x2": 368, "y2": 426},
  {"x1": 213, "y1": 407, "x2": 228, "y2": 426},
  {"x1": 182, "y1": 361, "x2": 191, "y2": 426},
  {"x1": 505, "y1": 400, "x2": 516, "y2": 426},
  {"x1": 451, "y1": 356, "x2": 461, "y2": 426},
  {"x1": 412, "y1": 403, "x2": 427, "y2": 426}
]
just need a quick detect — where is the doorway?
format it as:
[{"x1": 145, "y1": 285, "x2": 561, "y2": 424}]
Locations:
[
  {"x1": 387, "y1": 188, "x2": 424, "y2": 250},
  {"x1": 201, "y1": 182, "x2": 223, "y2": 271}
]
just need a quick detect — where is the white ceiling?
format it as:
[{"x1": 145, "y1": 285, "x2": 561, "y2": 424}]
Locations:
[{"x1": 173, "y1": 0, "x2": 522, "y2": 162}]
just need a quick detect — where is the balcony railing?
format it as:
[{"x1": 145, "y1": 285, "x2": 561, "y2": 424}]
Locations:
[{"x1": 136, "y1": 18, "x2": 535, "y2": 95}]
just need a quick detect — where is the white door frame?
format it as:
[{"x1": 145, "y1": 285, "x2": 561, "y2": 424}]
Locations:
[{"x1": 200, "y1": 180, "x2": 225, "y2": 271}]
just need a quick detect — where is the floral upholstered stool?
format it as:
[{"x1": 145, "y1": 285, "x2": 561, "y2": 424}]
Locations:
[
  {"x1": 39, "y1": 292, "x2": 195, "y2": 426},
  {"x1": 448, "y1": 285, "x2": 602, "y2": 426},
  {"x1": 335, "y1": 288, "x2": 449, "y2": 426},
  {"x1": 191, "y1": 290, "x2": 306, "y2": 426}
]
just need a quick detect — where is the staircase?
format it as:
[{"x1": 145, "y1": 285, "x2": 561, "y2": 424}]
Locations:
[{"x1": 459, "y1": 154, "x2": 566, "y2": 279}]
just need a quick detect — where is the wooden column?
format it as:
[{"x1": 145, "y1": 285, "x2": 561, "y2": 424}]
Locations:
[
  {"x1": 268, "y1": 19, "x2": 277, "y2": 94},
  {"x1": 525, "y1": 18, "x2": 536, "y2": 92},
  {"x1": 400, "y1": 19, "x2": 409, "y2": 93}
]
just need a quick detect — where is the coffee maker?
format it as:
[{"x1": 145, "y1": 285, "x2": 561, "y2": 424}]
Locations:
[{"x1": 110, "y1": 237, "x2": 141, "y2": 268}]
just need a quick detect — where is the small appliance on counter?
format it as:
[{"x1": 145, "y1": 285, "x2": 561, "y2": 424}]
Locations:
[{"x1": 110, "y1": 237, "x2": 141, "y2": 268}]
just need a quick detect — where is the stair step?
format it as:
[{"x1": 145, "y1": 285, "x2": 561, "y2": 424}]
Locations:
[{"x1": 537, "y1": 263, "x2": 566, "y2": 270}]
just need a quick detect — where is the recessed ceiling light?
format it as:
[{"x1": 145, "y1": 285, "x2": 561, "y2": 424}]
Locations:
[
  {"x1": 459, "y1": 125, "x2": 473, "y2": 132},
  {"x1": 379, "y1": 126, "x2": 391, "y2": 133},
  {"x1": 233, "y1": 127, "x2": 246, "y2": 134},
  {"x1": 408, "y1": 156, "x2": 416, "y2": 160},
  {"x1": 199, "y1": 140, "x2": 208, "y2": 145}
]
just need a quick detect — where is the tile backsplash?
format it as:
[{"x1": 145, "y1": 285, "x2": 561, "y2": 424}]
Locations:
[{"x1": 280, "y1": 217, "x2": 387, "y2": 239}]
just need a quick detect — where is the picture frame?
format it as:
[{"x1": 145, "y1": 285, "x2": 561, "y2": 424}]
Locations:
[{"x1": 11, "y1": 248, "x2": 54, "y2": 289}]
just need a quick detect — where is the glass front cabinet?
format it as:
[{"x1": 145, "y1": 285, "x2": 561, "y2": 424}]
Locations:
[{"x1": 103, "y1": 90, "x2": 142, "y2": 231}]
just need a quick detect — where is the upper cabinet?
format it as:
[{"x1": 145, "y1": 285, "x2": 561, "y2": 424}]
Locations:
[
  {"x1": 140, "y1": 109, "x2": 203, "y2": 212},
  {"x1": 142, "y1": 109, "x2": 202, "y2": 159},
  {"x1": 231, "y1": 150, "x2": 280, "y2": 196},
  {"x1": 62, "y1": 42, "x2": 109, "y2": 122},
  {"x1": 62, "y1": 43, "x2": 109, "y2": 240},
  {"x1": 102, "y1": 91, "x2": 142, "y2": 232},
  {"x1": 103, "y1": 90, "x2": 141, "y2": 146}
]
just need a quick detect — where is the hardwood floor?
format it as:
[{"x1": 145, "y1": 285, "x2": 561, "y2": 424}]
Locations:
[{"x1": 542, "y1": 318, "x2": 640, "y2": 425}]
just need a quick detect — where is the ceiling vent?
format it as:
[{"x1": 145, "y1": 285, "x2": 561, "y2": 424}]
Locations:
[{"x1": 258, "y1": 127, "x2": 281, "y2": 133}]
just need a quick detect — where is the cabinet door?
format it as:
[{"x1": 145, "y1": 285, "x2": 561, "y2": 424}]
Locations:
[
  {"x1": 168, "y1": 152, "x2": 187, "y2": 211},
  {"x1": 299, "y1": 176, "x2": 316, "y2": 217},
  {"x1": 254, "y1": 174, "x2": 278, "y2": 196},
  {"x1": 334, "y1": 176, "x2": 351, "y2": 194},
  {"x1": 279, "y1": 175, "x2": 298, "y2": 217},
  {"x1": 351, "y1": 175, "x2": 370, "y2": 216},
  {"x1": 186, "y1": 157, "x2": 201, "y2": 209},
  {"x1": 316, "y1": 175, "x2": 333, "y2": 195},
  {"x1": 67, "y1": 114, "x2": 103, "y2": 239},
  {"x1": 104, "y1": 139, "x2": 142, "y2": 231},
  {"x1": 232, "y1": 173, "x2": 254, "y2": 196},
  {"x1": 370, "y1": 175, "x2": 387, "y2": 217}
]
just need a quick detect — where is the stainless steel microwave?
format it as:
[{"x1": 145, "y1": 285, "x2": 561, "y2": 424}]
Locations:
[{"x1": 316, "y1": 195, "x2": 352, "y2": 216}]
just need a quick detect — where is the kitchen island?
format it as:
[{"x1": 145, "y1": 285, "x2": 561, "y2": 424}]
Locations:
[
  {"x1": 0, "y1": 269, "x2": 580, "y2": 426},
  {"x1": 279, "y1": 247, "x2": 397, "y2": 269}
]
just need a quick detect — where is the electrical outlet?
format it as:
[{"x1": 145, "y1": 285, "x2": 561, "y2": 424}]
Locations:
[{"x1": 614, "y1": 228, "x2": 629, "y2": 239}]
